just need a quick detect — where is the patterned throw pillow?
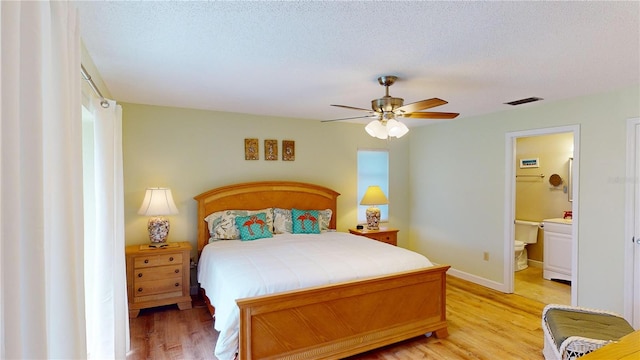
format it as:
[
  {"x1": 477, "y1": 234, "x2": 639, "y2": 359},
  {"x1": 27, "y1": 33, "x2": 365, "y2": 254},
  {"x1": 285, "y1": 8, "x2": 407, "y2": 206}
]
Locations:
[
  {"x1": 273, "y1": 208, "x2": 293, "y2": 234},
  {"x1": 235, "y1": 213, "x2": 273, "y2": 241},
  {"x1": 204, "y1": 208, "x2": 274, "y2": 240},
  {"x1": 291, "y1": 209, "x2": 321, "y2": 234},
  {"x1": 274, "y1": 208, "x2": 333, "y2": 234},
  {"x1": 318, "y1": 209, "x2": 332, "y2": 231}
]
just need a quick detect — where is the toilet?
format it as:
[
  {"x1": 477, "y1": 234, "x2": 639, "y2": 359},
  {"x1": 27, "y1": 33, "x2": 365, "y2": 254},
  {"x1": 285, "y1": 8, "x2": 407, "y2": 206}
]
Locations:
[{"x1": 514, "y1": 220, "x2": 540, "y2": 271}]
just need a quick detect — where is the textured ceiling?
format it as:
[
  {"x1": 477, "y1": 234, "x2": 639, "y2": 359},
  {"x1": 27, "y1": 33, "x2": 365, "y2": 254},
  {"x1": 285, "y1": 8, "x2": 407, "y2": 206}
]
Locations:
[{"x1": 74, "y1": 1, "x2": 639, "y2": 127}]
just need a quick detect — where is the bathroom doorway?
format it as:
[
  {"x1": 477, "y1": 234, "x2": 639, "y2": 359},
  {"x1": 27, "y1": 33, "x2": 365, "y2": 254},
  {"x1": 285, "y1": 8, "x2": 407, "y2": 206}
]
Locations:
[{"x1": 504, "y1": 125, "x2": 579, "y2": 305}]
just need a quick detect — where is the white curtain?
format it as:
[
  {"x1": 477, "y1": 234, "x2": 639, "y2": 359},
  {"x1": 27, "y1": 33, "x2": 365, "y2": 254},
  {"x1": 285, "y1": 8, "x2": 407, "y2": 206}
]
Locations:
[
  {"x1": 83, "y1": 97, "x2": 129, "y2": 359},
  {"x1": 0, "y1": 1, "x2": 87, "y2": 359}
]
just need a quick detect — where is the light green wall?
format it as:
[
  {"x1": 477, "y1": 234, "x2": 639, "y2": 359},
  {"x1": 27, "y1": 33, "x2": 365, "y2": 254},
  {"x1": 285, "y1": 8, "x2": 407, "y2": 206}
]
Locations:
[
  {"x1": 409, "y1": 85, "x2": 639, "y2": 312},
  {"x1": 122, "y1": 103, "x2": 411, "y2": 259}
]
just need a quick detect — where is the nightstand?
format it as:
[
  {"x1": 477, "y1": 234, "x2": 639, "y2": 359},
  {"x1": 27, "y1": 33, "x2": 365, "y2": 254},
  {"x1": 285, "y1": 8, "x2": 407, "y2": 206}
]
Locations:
[
  {"x1": 125, "y1": 241, "x2": 192, "y2": 318},
  {"x1": 348, "y1": 227, "x2": 399, "y2": 246}
]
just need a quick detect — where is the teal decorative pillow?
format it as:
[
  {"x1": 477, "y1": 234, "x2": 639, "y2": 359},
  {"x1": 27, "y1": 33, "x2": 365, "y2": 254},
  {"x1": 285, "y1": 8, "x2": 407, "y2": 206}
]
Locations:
[
  {"x1": 274, "y1": 208, "x2": 332, "y2": 234},
  {"x1": 205, "y1": 208, "x2": 274, "y2": 240},
  {"x1": 235, "y1": 213, "x2": 273, "y2": 241},
  {"x1": 291, "y1": 209, "x2": 321, "y2": 234}
]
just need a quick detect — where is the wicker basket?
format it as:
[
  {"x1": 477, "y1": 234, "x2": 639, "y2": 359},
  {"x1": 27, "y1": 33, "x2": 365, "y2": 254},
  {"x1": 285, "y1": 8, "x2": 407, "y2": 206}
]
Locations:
[{"x1": 542, "y1": 304, "x2": 633, "y2": 360}]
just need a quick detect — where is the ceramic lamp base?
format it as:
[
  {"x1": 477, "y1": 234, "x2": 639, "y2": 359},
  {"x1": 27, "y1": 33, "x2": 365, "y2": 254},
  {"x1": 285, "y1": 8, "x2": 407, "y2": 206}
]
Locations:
[
  {"x1": 365, "y1": 206, "x2": 381, "y2": 230},
  {"x1": 147, "y1": 216, "x2": 170, "y2": 245}
]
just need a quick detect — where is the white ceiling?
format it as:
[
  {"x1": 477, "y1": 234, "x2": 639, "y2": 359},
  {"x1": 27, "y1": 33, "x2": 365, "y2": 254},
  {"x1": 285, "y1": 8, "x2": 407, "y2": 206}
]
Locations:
[{"x1": 74, "y1": 1, "x2": 639, "y2": 127}]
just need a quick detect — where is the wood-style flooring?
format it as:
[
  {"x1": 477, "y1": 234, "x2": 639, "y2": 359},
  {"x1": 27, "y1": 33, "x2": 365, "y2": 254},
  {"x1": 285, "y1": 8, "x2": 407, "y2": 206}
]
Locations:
[
  {"x1": 127, "y1": 272, "x2": 569, "y2": 360},
  {"x1": 515, "y1": 266, "x2": 571, "y2": 305}
]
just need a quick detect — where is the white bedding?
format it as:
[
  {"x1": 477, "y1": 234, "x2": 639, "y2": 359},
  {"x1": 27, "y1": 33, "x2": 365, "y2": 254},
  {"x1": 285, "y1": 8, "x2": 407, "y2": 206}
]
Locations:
[{"x1": 197, "y1": 231, "x2": 434, "y2": 360}]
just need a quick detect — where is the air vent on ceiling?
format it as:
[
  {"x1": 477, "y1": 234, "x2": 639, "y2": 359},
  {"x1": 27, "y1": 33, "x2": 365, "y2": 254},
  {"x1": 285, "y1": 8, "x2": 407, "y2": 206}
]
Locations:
[{"x1": 504, "y1": 97, "x2": 544, "y2": 106}]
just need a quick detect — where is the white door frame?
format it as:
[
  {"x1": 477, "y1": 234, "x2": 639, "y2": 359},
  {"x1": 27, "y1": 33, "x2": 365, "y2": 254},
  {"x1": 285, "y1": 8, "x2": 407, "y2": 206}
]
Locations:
[
  {"x1": 624, "y1": 117, "x2": 640, "y2": 327},
  {"x1": 504, "y1": 125, "x2": 579, "y2": 305}
]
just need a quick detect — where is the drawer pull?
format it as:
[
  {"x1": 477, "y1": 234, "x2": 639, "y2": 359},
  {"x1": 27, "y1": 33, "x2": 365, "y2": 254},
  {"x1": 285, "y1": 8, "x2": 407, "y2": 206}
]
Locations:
[
  {"x1": 137, "y1": 273, "x2": 143, "y2": 278},
  {"x1": 144, "y1": 259, "x2": 149, "y2": 264},
  {"x1": 174, "y1": 282, "x2": 180, "y2": 287},
  {"x1": 169, "y1": 257, "x2": 174, "y2": 262},
  {"x1": 137, "y1": 288, "x2": 143, "y2": 292},
  {"x1": 175, "y1": 269, "x2": 180, "y2": 274}
]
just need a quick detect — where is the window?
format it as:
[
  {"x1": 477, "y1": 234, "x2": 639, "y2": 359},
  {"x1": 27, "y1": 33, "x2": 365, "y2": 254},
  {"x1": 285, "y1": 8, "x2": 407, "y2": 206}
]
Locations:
[{"x1": 357, "y1": 149, "x2": 389, "y2": 223}]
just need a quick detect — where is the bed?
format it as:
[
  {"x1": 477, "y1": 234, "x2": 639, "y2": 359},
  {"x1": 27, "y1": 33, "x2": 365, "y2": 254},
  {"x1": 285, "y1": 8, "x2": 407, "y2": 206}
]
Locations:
[{"x1": 194, "y1": 181, "x2": 450, "y2": 360}]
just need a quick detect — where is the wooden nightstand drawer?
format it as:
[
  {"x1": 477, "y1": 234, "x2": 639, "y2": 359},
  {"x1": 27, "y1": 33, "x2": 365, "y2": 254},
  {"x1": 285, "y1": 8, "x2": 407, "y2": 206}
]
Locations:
[
  {"x1": 366, "y1": 232, "x2": 396, "y2": 245},
  {"x1": 134, "y1": 276, "x2": 183, "y2": 298},
  {"x1": 348, "y1": 227, "x2": 399, "y2": 246},
  {"x1": 126, "y1": 241, "x2": 192, "y2": 318},
  {"x1": 134, "y1": 253, "x2": 183, "y2": 268},
  {"x1": 134, "y1": 264, "x2": 183, "y2": 282}
]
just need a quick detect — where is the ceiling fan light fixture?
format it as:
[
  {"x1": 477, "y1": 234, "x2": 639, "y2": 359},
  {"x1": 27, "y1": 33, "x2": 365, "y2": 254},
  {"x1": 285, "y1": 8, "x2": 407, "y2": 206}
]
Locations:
[
  {"x1": 328, "y1": 75, "x2": 456, "y2": 138},
  {"x1": 365, "y1": 119, "x2": 409, "y2": 139},
  {"x1": 386, "y1": 118, "x2": 400, "y2": 130},
  {"x1": 365, "y1": 120, "x2": 388, "y2": 139},
  {"x1": 387, "y1": 120, "x2": 409, "y2": 138}
]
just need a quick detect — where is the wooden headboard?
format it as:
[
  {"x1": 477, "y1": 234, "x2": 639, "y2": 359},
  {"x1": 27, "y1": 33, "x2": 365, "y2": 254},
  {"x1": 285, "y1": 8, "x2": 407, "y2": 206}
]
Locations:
[{"x1": 193, "y1": 181, "x2": 340, "y2": 252}]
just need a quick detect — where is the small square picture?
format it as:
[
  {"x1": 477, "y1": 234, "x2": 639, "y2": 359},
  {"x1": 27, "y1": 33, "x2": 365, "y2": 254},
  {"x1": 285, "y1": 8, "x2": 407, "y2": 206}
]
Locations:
[
  {"x1": 282, "y1": 140, "x2": 295, "y2": 161},
  {"x1": 519, "y1": 158, "x2": 539, "y2": 168},
  {"x1": 244, "y1": 138, "x2": 259, "y2": 160},
  {"x1": 265, "y1": 139, "x2": 278, "y2": 160}
]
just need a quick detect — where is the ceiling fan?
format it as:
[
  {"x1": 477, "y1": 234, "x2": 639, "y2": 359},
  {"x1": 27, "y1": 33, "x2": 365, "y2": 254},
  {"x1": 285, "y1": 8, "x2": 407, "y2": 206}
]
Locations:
[{"x1": 323, "y1": 76, "x2": 459, "y2": 139}]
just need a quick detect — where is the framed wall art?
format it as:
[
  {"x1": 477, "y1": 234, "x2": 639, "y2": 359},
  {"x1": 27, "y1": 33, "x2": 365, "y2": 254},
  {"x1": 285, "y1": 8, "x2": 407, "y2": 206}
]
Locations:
[
  {"x1": 244, "y1": 138, "x2": 259, "y2": 160},
  {"x1": 282, "y1": 140, "x2": 295, "y2": 161},
  {"x1": 265, "y1": 139, "x2": 278, "y2": 160},
  {"x1": 519, "y1": 157, "x2": 539, "y2": 168}
]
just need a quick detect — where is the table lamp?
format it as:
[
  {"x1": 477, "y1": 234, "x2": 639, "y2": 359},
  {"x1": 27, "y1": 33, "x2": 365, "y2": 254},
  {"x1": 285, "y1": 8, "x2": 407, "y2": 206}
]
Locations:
[
  {"x1": 138, "y1": 187, "x2": 179, "y2": 247},
  {"x1": 360, "y1": 185, "x2": 388, "y2": 230}
]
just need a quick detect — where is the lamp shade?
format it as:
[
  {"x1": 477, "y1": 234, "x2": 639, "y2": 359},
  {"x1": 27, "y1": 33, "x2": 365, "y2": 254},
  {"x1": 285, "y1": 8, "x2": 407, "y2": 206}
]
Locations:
[
  {"x1": 138, "y1": 188, "x2": 179, "y2": 216},
  {"x1": 360, "y1": 185, "x2": 388, "y2": 230},
  {"x1": 387, "y1": 120, "x2": 409, "y2": 138},
  {"x1": 365, "y1": 120, "x2": 388, "y2": 139},
  {"x1": 138, "y1": 188, "x2": 178, "y2": 246},
  {"x1": 364, "y1": 119, "x2": 409, "y2": 139},
  {"x1": 360, "y1": 185, "x2": 388, "y2": 206}
]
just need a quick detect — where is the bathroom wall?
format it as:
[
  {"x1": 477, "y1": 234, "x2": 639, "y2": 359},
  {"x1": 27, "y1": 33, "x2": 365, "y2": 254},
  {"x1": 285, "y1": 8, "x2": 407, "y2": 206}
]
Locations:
[{"x1": 515, "y1": 133, "x2": 574, "y2": 262}]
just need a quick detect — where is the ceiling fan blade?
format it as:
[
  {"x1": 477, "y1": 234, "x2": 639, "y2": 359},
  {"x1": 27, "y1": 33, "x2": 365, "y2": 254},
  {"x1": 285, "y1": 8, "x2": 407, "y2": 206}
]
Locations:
[
  {"x1": 402, "y1": 111, "x2": 460, "y2": 119},
  {"x1": 321, "y1": 114, "x2": 377, "y2": 123},
  {"x1": 396, "y1": 98, "x2": 448, "y2": 113},
  {"x1": 330, "y1": 104, "x2": 373, "y2": 112}
]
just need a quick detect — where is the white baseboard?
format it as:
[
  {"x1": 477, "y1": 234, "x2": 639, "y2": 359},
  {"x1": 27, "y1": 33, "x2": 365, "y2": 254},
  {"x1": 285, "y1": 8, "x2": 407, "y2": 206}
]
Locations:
[
  {"x1": 528, "y1": 259, "x2": 543, "y2": 268},
  {"x1": 447, "y1": 267, "x2": 508, "y2": 293}
]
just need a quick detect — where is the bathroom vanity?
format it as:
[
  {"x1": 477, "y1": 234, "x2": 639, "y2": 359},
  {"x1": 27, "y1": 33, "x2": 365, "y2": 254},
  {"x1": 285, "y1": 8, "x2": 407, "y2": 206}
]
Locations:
[{"x1": 542, "y1": 218, "x2": 572, "y2": 282}]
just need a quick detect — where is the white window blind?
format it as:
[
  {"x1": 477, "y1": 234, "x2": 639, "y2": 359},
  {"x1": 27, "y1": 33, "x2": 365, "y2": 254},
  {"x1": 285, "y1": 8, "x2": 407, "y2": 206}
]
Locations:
[{"x1": 357, "y1": 150, "x2": 389, "y2": 223}]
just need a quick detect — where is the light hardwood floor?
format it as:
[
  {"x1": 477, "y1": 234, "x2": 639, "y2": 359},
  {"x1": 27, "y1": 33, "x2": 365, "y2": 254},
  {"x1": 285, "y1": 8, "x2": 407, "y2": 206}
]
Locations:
[
  {"x1": 515, "y1": 266, "x2": 571, "y2": 305},
  {"x1": 127, "y1": 272, "x2": 567, "y2": 360}
]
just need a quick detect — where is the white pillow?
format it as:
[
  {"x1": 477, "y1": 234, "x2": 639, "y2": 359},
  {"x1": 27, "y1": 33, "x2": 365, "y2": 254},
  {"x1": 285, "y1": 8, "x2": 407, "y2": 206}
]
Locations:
[{"x1": 205, "y1": 208, "x2": 273, "y2": 240}]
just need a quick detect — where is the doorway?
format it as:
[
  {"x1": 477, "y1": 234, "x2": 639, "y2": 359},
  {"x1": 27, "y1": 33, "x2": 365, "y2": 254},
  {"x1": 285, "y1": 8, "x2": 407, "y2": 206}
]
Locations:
[{"x1": 504, "y1": 125, "x2": 579, "y2": 305}]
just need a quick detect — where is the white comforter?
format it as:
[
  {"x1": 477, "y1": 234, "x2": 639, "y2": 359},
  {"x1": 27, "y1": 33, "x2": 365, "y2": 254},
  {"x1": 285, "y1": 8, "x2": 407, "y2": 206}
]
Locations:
[{"x1": 197, "y1": 231, "x2": 433, "y2": 360}]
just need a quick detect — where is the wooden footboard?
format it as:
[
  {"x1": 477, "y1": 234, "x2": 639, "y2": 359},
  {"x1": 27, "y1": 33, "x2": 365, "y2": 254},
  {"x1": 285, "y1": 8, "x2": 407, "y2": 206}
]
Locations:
[{"x1": 236, "y1": 265, "x2": 450, "y2": 360}]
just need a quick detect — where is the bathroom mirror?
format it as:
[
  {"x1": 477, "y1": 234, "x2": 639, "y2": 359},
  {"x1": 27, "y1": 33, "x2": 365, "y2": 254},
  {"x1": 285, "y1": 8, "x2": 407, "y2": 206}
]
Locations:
[
  {"x1": 549, "y1": 173, "x2": 563, "y2": 187},
  {"x1": 568, "y1": 157, "x2": 573, "y2": 202}
]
